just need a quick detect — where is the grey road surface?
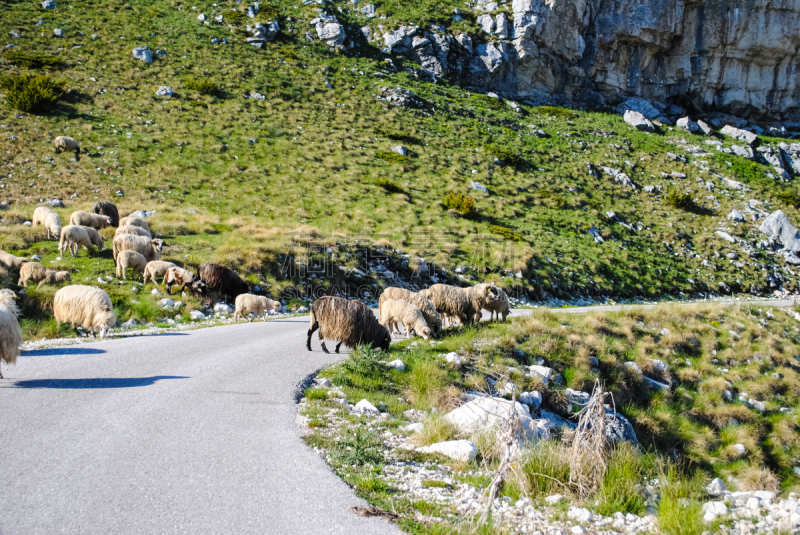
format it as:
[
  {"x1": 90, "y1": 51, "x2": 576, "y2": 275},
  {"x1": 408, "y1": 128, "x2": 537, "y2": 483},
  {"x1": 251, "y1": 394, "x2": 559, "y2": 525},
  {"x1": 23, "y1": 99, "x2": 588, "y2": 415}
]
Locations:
[{"x1": 0, "y1": 318, "x2": 403, "y2": 535}]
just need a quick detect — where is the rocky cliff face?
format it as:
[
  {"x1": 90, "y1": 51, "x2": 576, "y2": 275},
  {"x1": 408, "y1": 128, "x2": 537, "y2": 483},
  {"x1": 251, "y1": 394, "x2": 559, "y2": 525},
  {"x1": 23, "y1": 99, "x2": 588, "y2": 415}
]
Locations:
[{"x1": 375, "y1": 0, "x2": 800, "y2": 121}]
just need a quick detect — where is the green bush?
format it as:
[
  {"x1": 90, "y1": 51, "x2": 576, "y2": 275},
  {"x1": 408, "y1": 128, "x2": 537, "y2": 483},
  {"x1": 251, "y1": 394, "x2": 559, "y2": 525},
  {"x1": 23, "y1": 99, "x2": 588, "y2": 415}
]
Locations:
[
  {"x1": 342, "y1": 345, "x2": 389, "y2": 379},
  {"x1": 3, "y1": 51, "x2": 63, "y2": 70},
  {"x1": 223, "y1": 9, "x2": 247, "y2": 23},
  {"x1": 490, "y1": 225, "x2": 524, "y2": 242},
  {"x1": 304, "y1": 386, "x2": 329, "y2": 400},
  {"x1": 332, "y1": 427, "x2": 384, "y2": 466},
  {"x1": 443, "y1": 192, "x2": 478, "y2": 218},
  {"x1": 775, "y1": 189, "x2": 800, "y2": 208},
  {"x1": 664, "y1": 187, "x2": 696, "y2": 210},
  {"x1": 185, "y1": 78, "x2": 220, "y2": 96},
  {"x1": 533, "y1": 105, "x2": 576, "y2": 119},
  {"x1": 373, "y1": 125, "x2": 415, "y2": 142},
  {"x1": 0, "y1": 75, "x2": 65, "y2": 113},
  {"x1": 376, "y1": 150, "x2": 407, "y2": 163},
  {"x1": 374, "y1": 177, "x2": 403, "y2": 194},
  {"x1": 486, "y1": 144, "x2": 523, "y2": 166}
]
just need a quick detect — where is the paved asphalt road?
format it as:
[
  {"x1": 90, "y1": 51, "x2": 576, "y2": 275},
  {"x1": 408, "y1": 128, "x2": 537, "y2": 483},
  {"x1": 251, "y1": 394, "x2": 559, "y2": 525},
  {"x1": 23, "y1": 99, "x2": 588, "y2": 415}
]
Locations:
[{"x1": 0, "y1": 298, "x2": 796, "y2": 534}]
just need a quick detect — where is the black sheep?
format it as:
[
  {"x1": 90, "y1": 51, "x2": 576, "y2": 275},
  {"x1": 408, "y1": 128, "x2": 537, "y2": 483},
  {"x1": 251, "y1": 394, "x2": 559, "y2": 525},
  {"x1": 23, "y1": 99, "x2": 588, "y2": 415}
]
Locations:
[
  {"x1": 198, "y1": 262, "x2": 249, "y2": 304},
  {"x1": 92, "y1": 201, "x2": 120, "y2": 227}
]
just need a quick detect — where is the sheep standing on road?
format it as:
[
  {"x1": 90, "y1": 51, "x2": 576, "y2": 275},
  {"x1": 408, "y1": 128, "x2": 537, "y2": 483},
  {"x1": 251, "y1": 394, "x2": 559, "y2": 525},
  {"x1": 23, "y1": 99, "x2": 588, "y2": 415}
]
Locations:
[
  {"x1": 307, "y1": 296, "x2": 391, "y2": 354},
  {"x1": 69, "y1": 211, "x2": 112, "y2": 230},
  {"x1": 466, "y1": 283, "x2": 499, "y2": 322},
  {"x1": 18, "y1": 262, "x2": 71, "y2": 288},
  {"x1": 59, "y1": 225, "x2": 95, "y2": 257},
  {"x1": 115, "y1": 225, "x2": 152, "y2": 239},
  {"x1": 199, "y1": 262, "x2": 249, "y2": 303},
  {"x1": 233, "y1": 294, "x2": 281, "y2": 321},
  {"x1": 54, "y1": 285, "x2": 116, "y2": 338},
  {"x1": 0, "y1": 250, "x2": 29, "y2": 272},
  {"x1": 116, "y1": 251, "x2": 148, "y2": 280},
  {"x1": 379, "y1": 298, "x2": 432, "y2": 340},
  {"x1": 483, "y1": 285, "x2": 510, "y2": 322},
  {"x1": 420, "y1": 284, "x2": 480, "y2": 328},
  {"x1": 32, "y1": 206, "x2": 62, "y2": 240},
  {"x1": 164, "y1": 266, "x2": 206, "y2": 295},
  {"x1": 92, "y1": 201, "x2": 120, "y2": 227},
  {"x1": 112, "y1": 235, "x2": 163, "y2": 264},
  {"x1": 0, "y1": 289, "x2": 22, "y2": 379},
  {"x1": 143, "y1": 261, "x2": 177, "y2": 284},
  {"x1": 53, "y1": 136, "x2": 80, "y2": 161},
  {"x1": 379, "y1": 287, "x2": 442, "y2": 334}
]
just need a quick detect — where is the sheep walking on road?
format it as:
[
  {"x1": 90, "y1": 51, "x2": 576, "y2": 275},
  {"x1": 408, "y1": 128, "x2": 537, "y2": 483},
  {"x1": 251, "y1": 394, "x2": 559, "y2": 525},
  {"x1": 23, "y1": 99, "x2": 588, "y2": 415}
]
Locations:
[
  {"x1": 53, "y1": 136, "x2": 80, "y2": 161},
  {"x1": 378, "y1": 287, "x2": 441, "y2": 334},
  {"x1": 482, "y1": 285, "x2": 510, "y2": 322},
  {"x1": 32, "y1": 206, "x2": 62, "y2": 240},
  {"x1": 307, "y1": 296, "x2": 391, "y2": 354},
  {"x1": 116, "y1": 251, "x2": 148, "y2": 280},
  {"x1": 18, "y1": 262, "x2": 71, "y2": 288},
  {"x1": 233, "y1": 294, "x2": 281, "y2": 321},
  {"x1": 92, "y1": 201, "x2": 120, "y2": 227},
  {"x1": 69, "y1": 210, "x2": 112, "y2": 230},
  {"x1": 0, "y1": 289, "x2": 22, "y2": 379},
  {"x1": 379, "y1": 298, "x2": 431, "y2": 340},
  {"x1": 466, "y1": 283, "x2": 500, "y2": 322},
  {"x1": 54, "y1": 285, "x2": 116, "y2": 338}
]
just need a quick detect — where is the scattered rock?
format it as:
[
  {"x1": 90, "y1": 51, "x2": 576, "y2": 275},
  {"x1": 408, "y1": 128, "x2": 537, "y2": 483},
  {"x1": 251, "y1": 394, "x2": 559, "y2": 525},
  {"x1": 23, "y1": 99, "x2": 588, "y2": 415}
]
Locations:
[
  {"x1": 41, "y1": 0, "x2": 57, "y2": 9},
  {"x1": 527, "y1": 365, "x2": 553, "y2": 385},
  {"x1": 132, "y1": 46, "x2": 153, "y2": 63},
  {"x1": 445, "y1": 396, "x2": 549, "y2": 443},
  {"x1": 728, "y1": 209, "x2": 745, "y2": 222},
  {"x1": 214, "y1": 303, "x2": 234, "y2": 315},
  {"x1": 354, "y1": 399, "x2": 380, "y2": 415},
  {"x1": 706, "y1": 477, "x2": 726, "y2": 497},
  {"x1": 155, "y1": 86, "x2": 174, "y2": 97},
  {"x1": 419, "y1": 440, "x2": 478, "y2": 462},
  {"x1": 623, "y1": 110, "x2": 655, "y2": 133},
  {"x1": 519, "y1": 391, "x2": 542, "y2": 411},
  {"x1": 189, "y1": 310, "x2": 206, "y2": 320},
  {"x1": 445, "y1": 352, "x2": 462, "y2": 366},
  {"x1": 386, "y1": 359, "x2": 405, "y2": 371},
  {"x1": 721, "y1": 125, "x2": 758, "y2": 145},
  {"x1": 759, "y1": 210, "x2": 800, "y2": 253}
]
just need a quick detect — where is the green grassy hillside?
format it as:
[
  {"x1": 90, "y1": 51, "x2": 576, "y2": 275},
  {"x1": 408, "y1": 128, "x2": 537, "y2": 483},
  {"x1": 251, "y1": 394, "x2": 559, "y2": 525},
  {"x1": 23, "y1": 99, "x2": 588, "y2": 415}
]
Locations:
[{"x1": 1, "y1": 0, "x2": 799, "y2": 336}]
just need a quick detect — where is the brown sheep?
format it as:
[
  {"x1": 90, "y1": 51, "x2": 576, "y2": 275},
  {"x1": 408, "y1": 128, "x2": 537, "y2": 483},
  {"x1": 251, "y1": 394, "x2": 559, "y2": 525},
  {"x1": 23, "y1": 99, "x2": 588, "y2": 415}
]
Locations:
[
  {"x1": 18, "y1": 262, "x2": 71, "y2": 288},
  {"x1": 116, "y1": 250, "x2": 148, "y2": 280},
  {"x1": 420, "y1": 284, "x2": 481, "y2": 328},
  {"x1": 164, "y1": 266, "x2": 206, "y2": 295},
  {"x1": 53, "y1": 136, "x2": 80, "y2": 160},
  {"x1": 378, "y1": 287, "x2": 442, "y2": 334},
  {"x1": 306, "y1": 296, "x2": 391, "y2": 354},
  {"x1": 198, "y1": 262, "x2": 249, "y2": 303},
  {"x1": 69, "y1": 210, "x2": 112, "y2": 229}
]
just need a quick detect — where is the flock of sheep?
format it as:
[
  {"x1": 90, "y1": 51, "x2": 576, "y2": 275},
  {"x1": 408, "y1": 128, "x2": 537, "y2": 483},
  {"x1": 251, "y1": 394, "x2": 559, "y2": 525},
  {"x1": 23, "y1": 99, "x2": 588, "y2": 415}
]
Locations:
[{"x1": 307, "y1": 283, "x2": 510, "y2": 353}]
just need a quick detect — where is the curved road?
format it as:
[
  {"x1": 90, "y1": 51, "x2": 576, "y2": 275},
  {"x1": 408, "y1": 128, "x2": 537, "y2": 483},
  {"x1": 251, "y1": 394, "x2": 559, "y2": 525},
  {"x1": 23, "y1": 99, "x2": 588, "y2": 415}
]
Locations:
[{"x1": 0, "y1": 299, "x2": 795, "y2": 534}]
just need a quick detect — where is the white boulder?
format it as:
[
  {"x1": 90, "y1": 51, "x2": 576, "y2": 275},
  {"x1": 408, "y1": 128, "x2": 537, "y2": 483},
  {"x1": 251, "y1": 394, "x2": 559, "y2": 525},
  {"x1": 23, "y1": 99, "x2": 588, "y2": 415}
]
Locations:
[
  {"x1": 623, "y1": 110, "x2": 655, "y2": 133},
  {"x1": 445, "y1": 396, "x2": 550, "y2": 442},
  {"x1": 354, "y1": 399, "x2": 380, "y2": 415},
  {"x1": 386, "y1": 359, "x2": 405, "y2": 370},
  {"x1": 132, "y1": 46, "x2": 153, "y2": 63},
  {"x1": 419, "y1": 440, "x2": 478, "y2": 462}
]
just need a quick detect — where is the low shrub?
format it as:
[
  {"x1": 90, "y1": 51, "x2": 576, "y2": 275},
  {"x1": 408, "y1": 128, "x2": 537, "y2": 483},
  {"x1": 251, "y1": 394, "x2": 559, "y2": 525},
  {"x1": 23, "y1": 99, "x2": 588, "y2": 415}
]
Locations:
[
  {"x1": 342, "y1": 345, "x2": 389, "y2": 380},
  {"x1": 223, "y1": 9, "x2": 247, "y2": 23},
  {"x1": 376, "y1": 150, "x2": 407, "y2": 164},
  {"x1": 374, "y1": 177, "x2": 403, "y2": 194},
  {"x1": 3, "y1": 51, "x2": 63, "y2": 70},
  {"x1": 304, "y1": 386, "x2": 329, "y2": 400},
  {"x1": 331, "y1": 427, "x2": 383, "y2": 466},
  {"x1": 532, "y1": 106, "x2": 576, "y2": 119},
  {"x1": 0, "y1": 74, "x2": 65, "y2": 113},
  {"x1": 486, "y1": 144, "x2": 523, "y2": 166},
  {"x1": 443, "y1": 192, "x2": 478, "y2": 218},
  {"x1": 373, "y1": 125, "x2": 416, "y2": 142},
  {"x1": 185, "y1": 78, "x2": 220, "y2": 96},
  {"x1": 664, "y1": 187, "x2": 696, "y2": 210},
  {"x1": 490, "y1": 225, "x2": 524, "y2": 242},
  {"x1": 775, "y1": 189, "x2": 800, "y2": 208}
]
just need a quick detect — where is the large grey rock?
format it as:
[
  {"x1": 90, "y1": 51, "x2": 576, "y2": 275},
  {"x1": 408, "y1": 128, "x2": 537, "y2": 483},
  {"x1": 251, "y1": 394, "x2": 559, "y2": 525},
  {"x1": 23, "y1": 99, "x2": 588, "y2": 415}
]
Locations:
[
  {"x1": 759, "y1": 210, "x2": 800, "y2": 252},
  {"x1": 676, "y1": 116, "x2": 700, "y2": 133},
  {"x1": 617, "y1": 97, "x2": 660, "y2": 120},
  {"x1": 623, "y1": 110, "x2": 655, "y2": 132},
  {"x1": 316, "y1": 16, "x2": 345, "y2": 47},
  {"x1": 728, "y1": 209, "x2": 745, "y2": 222},
  {"x1": 445, "y1": 396, "x2": 550, "y2": 442},
  {"x1": 519, "y1": 391, "x2": 542, "y2": 410},
  {"x1": 605, "y1": 410, "x2": 639, "y2": 446},
  {"x1": 131, "y1": 47, "x2": 153, "y2": 63},
  {"x1": 419, "y1": 440, "x2": 478, "y2": 462},
  {"x1": 707, "y1": 477, "x2": 726, "y2": 497},
  {"x1": 721, "y1": 125, "x2": 758, "y2": 145}
]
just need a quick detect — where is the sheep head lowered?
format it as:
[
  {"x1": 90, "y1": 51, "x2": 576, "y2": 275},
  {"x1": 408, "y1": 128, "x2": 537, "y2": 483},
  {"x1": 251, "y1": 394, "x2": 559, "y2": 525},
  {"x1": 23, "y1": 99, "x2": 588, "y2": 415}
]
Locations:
[{"x1": 152, "y1": 238, "x2": 164, "y2": 251}]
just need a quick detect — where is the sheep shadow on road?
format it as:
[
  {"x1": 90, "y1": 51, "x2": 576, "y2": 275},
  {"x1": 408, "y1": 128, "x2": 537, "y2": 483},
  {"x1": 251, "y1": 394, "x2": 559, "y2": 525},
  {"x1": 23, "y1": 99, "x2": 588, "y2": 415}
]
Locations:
[
  {"x1": 7, "y1": 376, "x2": 189, "y2": 389},
  {"x1": 22, "y1": 347, "x2": 107, "y2": 357}
]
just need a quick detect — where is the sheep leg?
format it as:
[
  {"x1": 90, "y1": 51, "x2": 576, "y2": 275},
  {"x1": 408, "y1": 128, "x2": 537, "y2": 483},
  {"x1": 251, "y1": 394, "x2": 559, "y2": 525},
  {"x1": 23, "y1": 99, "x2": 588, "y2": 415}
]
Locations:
[
  {"x1": 404, "y1": 322, "x2": 413, "y2": 338},
  {"x1": 335, "y1": 342, "x2": 342, "y2": 353},
  {"x1": 55, "y1": 146, "x2": 61, "y2": 154},
  {"x1": 307, "y1": 320, "x2": 319, "y2": 351},
  {"x1": 75, "y1": 148, "x2": 80, "y2": 161}
]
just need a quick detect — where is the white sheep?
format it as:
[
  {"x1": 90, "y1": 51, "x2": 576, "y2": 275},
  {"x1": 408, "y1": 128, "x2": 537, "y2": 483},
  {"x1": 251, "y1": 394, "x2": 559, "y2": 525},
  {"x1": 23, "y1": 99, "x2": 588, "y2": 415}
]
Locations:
[
  {"x1": 116, "y1": 250, "x2": 148, "y2": 280},
  {"x1": 379, "y1": 298, "x2": 432, "y2": 340},
  {"x1": 80, "y1": 225, "x2": 105, "y2": 251},
  {"x1": 53, "y1": 285, "x2": 116, "y2": 338},
  {"x1": 53, "y1": 135, "x2": 80, "y2": 160},
  {"x1": 233, "y1": 293, "x2": 281, "y2": 321},
  {"x1": 118, "y1": 217, "x2": 150, "y2": 233},
  {"x1": 18, "y1": 262, "x2": 71, "y2": 288},
  {"x1": 142, "y1": 260, "x2": 177, "y2": 284},
  {"x1": 69, "y1": 210, "x2": 112, "y2": 229},
  {"x1": 0, "y1": 289, "x2": 22, "y2": 379},
  {"x1": 115, "y1": 224, "x2": 152, "y2": 239},
  {"x1": 58, "y1": 225, "x2": 95, "y2": 257},
  {"x1": 32, "y1": 206, "x2": 62, "y2": 240},
  {"x1": 164, "y1": 266, "x2": 205, "y2": 295},
  {"x1": 112, "y1": 234, "x2": 163, "y2": 263},
  {"x1": 0, "y1": 250, "x2": 29, "y2": 271}
]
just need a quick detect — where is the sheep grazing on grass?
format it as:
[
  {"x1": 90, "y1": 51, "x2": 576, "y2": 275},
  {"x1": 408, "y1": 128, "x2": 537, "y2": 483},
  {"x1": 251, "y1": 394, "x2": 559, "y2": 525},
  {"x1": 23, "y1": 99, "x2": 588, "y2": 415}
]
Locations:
[
  {"x1": 164, "y1": 266, "x2": 206, "y2": 295},
  {"x1": 59, "y1": 225, "x2": 96, "y2": 257},
  {"x1": 92, "y1": 201, "x2": 119, "y2": 227},
  {"x1": 80, "y1": 225, "x2": 105, "y2": 251},
  {"x1": 115, "y1": 224, "x2": 151, "y2": 239},
  {"x1": 199, "y1": 262, "x2": 248, "y2": 303},
  {"x1": 466, "y1": 283, "x2": 500, "y2": 322},
  {"x1": 53, "y1": 135, "x2": 80, "y2": 161},
  {"x1": 116, "y1": 250, "x2": 147, "y2": 280},
  {"x1": 420, "y1": 284, "x2": 480, "y2": 328},
  {"x1": 379, "y1": 298, "x2": 432, "y2": 340},
  {"x1": 112, "y1": 235, "x2": 163, "y2": 264},
  {"x1": 0, "y1": 250, "x2": 29, "y2": 272},
  {"x1": 143, "y1": 261, "x2": 177, "y2": 284},
  {"x1": 54, "y1": 285, "x2": 116, "y2": 338},
  {"x1": 307, "y1": 296, "x2": 391, "y2": 354},
  {"x1": 379, "y1": 287, "x2": 442, "y2": 334},
  {"x1": 118, "y1": 217, "x2": 150, "y2": 233},
  {"x1": 69, "y1": 210, "x2": 112, "y2": 230},
  {"x1": 0, "y1": 289, "x2": 22, "y2": 379},
  {"x1": 18, "y1": 262, "x2": 71, "y2": 288},
  {"x1": 32, "y1": 206, "x2": 62, "y2": 240},
  {"x1": 233, "y1": 294, "x2": 281, "y2": 321}
]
